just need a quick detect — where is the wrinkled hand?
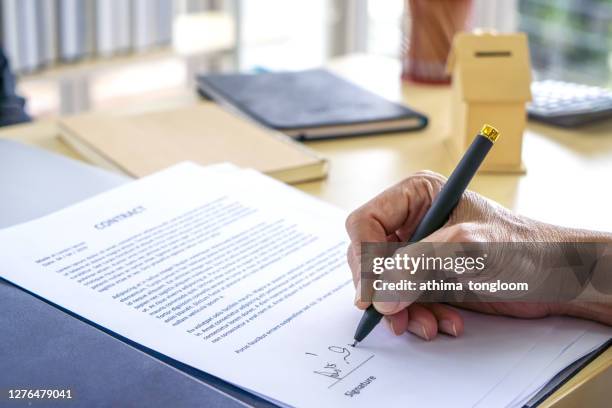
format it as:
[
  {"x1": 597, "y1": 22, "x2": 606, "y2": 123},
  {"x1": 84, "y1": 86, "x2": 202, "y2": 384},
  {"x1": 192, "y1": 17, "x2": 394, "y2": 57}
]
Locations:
[{"x1": 346, "y1": 171, "x2": 612, "y2": 341}]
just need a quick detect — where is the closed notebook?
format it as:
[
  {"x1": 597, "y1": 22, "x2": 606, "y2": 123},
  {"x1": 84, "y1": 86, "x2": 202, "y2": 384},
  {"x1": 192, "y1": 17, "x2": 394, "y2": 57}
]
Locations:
[
  {"x1": 59, "y1": 103, "x2": 327, "y2": 184},
  {"x1": 197, "y1": 68, "x2": 428, "y2": 140}
]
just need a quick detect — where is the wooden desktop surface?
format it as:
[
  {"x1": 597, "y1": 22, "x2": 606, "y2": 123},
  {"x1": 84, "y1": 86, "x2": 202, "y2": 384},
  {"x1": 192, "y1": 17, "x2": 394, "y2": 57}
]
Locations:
[{"x1": 1, "y1": 54, "x2": 610, "y2": 407}]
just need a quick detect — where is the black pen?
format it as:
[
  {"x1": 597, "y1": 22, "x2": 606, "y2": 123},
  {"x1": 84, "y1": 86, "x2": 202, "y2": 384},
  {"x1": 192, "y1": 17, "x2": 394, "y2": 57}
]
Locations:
[{"x1": 352, "y1": 124, "x2": 500, "y2": 346}]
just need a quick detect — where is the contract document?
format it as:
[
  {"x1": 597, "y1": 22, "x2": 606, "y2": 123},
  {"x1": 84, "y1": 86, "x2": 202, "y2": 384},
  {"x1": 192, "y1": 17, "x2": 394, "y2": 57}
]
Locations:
[{"x1": 1, "y1": 163, "x2": 609, "y2": 408}]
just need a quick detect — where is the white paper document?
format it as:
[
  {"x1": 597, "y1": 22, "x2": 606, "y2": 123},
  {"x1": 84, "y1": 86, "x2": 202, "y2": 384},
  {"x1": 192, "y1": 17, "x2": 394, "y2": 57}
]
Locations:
[{"x1": 1, "y1": 163, "x2": 609, "y2": 408}]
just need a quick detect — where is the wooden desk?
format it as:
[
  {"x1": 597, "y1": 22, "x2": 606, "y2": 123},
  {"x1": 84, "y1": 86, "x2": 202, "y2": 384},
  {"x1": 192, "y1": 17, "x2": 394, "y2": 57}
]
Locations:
[{"x1": 1, "y1": 54, "x2": 610, "y2": 407}]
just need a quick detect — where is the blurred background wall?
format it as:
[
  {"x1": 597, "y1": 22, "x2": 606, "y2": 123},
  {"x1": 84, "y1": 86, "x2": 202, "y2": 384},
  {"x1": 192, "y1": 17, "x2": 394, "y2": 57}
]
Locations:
[{"x1": 1, "y1": 0, "x2": 610, "y2": 117}]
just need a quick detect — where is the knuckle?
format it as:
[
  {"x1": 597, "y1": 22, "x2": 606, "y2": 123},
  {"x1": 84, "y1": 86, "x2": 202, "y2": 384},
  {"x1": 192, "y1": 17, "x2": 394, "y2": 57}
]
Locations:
[
  {"x1": 411, "y1": 170, "x2": 447, "y2": 185},
  {"x1": 454, "y1": 191, "x2": 495, "y2": 222},
  {"x1": 405, "y1": 171, "x2": 447, "y2": 198},
  {"x1": 345, "y1": 211, "x2": 359, "y2": 233},
  {"x1": 445, "y1": 223, "x2": 476, "y2": 242},
  {"x1": 398, "y1": 172, "x2": 445, "y2": 206}
]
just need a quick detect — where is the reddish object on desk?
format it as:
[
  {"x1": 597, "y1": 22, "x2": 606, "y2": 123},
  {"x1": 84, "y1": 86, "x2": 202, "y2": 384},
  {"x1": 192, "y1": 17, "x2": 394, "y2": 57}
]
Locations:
[{"x1": 402, "y1": 0, "x2": 472, "y2": 84}]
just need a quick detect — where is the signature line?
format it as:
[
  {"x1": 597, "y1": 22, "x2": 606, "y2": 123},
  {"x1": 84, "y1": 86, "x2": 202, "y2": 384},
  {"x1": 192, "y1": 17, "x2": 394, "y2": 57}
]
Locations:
[{"x1": 327, "y1": 355, "x2": 375, "y2": 389}]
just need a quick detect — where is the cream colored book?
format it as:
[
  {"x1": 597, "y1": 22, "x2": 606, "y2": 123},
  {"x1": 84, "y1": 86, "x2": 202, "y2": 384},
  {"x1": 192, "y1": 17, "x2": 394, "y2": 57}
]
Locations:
[{"x1": 58, "y1": 103, "x2": 328, "y2": 184}]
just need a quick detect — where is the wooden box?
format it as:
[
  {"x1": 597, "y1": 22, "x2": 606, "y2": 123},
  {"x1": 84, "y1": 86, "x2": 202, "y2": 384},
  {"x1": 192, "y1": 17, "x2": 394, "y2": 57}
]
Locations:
[{"x1": 446, "y1": 32, "x2": 532, "y2": 173}]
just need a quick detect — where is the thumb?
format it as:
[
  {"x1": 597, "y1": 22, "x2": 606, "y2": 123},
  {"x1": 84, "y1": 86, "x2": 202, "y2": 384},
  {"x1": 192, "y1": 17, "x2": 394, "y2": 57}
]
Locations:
[{"x1": 369, "y1": 225, "x2": 468, "y2": 314}]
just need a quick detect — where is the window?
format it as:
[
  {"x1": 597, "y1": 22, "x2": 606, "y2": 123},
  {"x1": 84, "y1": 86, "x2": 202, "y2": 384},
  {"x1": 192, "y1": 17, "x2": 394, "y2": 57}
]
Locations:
[
  {"x1": 366, "y1": 0, "x2": 404, "y2": 57},
  {"x1": 237, "y1": 0, "x2": 328, "y2": 70},
  {"x1": 518, "y1": 0, "x2": 612, "y2": 87}
]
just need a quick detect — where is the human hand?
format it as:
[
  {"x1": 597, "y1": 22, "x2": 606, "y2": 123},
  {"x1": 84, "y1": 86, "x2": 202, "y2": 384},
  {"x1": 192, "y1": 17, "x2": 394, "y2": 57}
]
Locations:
[{"x1": 346, "y1": 171, "x2": 612, "y2": 340}]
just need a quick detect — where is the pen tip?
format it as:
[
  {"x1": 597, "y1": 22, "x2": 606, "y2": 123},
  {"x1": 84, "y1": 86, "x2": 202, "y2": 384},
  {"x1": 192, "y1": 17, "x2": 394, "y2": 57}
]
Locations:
[{"x1": 351, "y1": 341, "x2": 358, "y2": 347}]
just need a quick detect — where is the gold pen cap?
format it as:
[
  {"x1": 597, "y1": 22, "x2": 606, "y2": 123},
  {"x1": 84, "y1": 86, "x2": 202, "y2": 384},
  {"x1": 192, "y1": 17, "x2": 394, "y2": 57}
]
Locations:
[{"x1": 480, "y1": 124, "x2": 500, "y2": 143}]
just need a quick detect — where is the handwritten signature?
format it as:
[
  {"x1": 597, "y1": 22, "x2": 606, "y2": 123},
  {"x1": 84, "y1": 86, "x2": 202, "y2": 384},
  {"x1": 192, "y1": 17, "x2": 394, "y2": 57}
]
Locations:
[{"x1": 306, "y1": 345, "x2": 353, "y2": 379}]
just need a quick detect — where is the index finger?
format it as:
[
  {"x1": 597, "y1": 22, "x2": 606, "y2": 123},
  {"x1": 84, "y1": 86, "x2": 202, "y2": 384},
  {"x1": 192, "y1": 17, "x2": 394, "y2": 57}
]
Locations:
[{"x1": 345, "y1": 173, "x2": 444, "y2": 255}]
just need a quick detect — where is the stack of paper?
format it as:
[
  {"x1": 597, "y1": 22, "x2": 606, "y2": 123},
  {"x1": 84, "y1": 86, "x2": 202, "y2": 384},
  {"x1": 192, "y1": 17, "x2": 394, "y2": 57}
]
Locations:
[{"x1": 0, "y1": 162, "x2": 609, "y2": 407}]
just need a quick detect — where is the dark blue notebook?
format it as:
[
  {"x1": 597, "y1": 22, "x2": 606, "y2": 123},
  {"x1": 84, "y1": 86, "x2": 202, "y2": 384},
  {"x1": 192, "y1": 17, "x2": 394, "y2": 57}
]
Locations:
[{"x1": 197, "y1": 69, "x2": 428, "y2": 140}]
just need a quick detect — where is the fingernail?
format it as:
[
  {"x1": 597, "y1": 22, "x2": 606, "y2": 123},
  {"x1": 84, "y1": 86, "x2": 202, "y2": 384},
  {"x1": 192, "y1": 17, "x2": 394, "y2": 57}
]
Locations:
[
  {"x1": 408, "y1": 321, "x2": 429, "y2": 341},
  {"x1": 387, "y1": 318, "x2": 403, "y2": 336},
  {"x1": 439, "y1": 320, "x2": 457, "y2": 337},
  {"x1": 383, "y1": 318, "x2": 394, "y2": 334},
  {"x1": 375, "y1": 300, "x2": 399, "y2": 314}
]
